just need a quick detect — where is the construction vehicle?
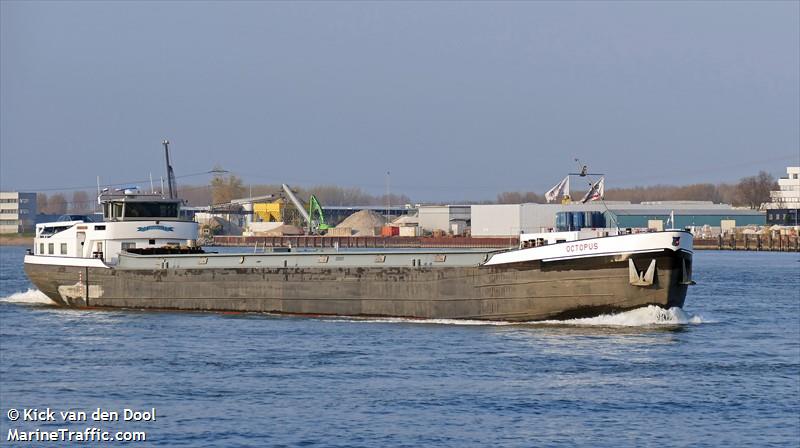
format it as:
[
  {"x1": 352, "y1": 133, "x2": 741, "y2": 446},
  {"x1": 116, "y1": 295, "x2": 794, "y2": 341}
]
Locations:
[
  {"x1": 281, "y1": 184, "x2": 331, "y2": 234},
  {"x1": 309, "y1": 195, "x2": 332, "y2": 232}
]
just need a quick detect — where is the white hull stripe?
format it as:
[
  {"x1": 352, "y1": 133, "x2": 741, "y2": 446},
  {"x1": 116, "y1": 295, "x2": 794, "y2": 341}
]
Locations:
[
  {"x1": 484, "y1": 231, "x2": 693, "y2": 266},
  {"x1": 541, "y1": 248, "x2": 686, "y2": 263},
  {"x1": 24, "y1": 255, "x2": 110, "y2": 269}
]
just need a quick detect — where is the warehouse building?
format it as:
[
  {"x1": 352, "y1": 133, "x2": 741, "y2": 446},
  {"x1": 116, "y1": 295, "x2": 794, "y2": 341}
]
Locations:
[
  {"x1": 471, "y1": 201, "x2": 764, "y2": 237},
  {"x1": 609, "y1": 206, "x2": 765, "y2": 232},
  {"x1": 417, "y1": 205, "x2": 470, "y2": 234},
  {"x1": 471, "y1": 203, "x2": 608, "y2": 236}
]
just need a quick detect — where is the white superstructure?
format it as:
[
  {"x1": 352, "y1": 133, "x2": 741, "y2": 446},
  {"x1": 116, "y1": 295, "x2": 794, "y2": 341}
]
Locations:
[{"x1": 32, "y1": 189, "x2": 198, "y2": 265}]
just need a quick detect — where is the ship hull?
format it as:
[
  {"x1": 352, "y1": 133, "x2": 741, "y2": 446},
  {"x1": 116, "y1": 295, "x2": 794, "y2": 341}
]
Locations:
[{"x1": 24, "y1": 249, "x2": 691, "y2": 321}]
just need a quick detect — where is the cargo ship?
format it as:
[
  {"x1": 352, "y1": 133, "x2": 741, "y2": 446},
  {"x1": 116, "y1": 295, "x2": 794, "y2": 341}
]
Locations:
[
  {"x1": 23, "y1": 194, "x2": 694, "y2": 321},
  {"x1": 22, "y1": 146, "x2": 694, "y2": 321}
]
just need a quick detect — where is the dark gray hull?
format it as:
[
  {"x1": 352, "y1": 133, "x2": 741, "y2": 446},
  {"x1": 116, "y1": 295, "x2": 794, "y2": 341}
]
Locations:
[{"x1": 24, "y1": 249, "x2": 691, "y2": 321}]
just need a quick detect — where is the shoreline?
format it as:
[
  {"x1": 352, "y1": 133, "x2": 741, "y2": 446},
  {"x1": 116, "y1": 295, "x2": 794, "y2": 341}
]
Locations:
[{"x1": 0, "y1": 236, "x2": 33, "y2": 246}]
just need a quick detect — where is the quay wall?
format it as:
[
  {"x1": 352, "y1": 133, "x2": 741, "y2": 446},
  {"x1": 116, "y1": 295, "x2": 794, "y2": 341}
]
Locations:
[{"x1": 694, "y1": 235, "x2": 800, "y2": 252}]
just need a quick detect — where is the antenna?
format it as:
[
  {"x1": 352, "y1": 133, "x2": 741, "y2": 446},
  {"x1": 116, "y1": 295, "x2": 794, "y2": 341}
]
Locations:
[
  {"x1": 386, "y1": 170, "x2": 391, "y2": 221},
  {"x1": 569, "y1": 158, "x2": 603, "y2": 177},
  {"x1": 163, "y1": 139, "x2": 177, "y2": 199}
]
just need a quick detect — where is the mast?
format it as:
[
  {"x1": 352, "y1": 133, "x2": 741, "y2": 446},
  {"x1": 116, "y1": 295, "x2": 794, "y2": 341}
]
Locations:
[
  {"x1": 163, "y1": 139, "x2": 177, "y2": 199},
  {"x1": 571, "y1": 158, "x2": 619, "y2": 232}
]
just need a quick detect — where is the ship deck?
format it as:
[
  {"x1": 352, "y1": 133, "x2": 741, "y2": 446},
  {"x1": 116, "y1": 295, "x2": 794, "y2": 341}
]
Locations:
[{"x1": 117, "y1": 248, "x2": 497, "y2": 270}]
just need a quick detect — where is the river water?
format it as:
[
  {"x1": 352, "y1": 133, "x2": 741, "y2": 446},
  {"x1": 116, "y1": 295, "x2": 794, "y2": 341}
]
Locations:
[{"x1": 1, "y1": 245, "x2": 798, "y2": 447}]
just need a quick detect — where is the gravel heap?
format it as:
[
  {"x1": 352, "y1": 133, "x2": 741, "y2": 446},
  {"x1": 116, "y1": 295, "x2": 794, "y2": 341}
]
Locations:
[{"x1": 336, "y1": 210, "x2": 387, "y2": 236}]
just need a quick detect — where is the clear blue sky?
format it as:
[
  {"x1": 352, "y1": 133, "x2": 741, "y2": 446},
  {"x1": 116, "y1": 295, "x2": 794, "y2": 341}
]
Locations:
[{"x1": 2, "y1": 1, "x2": 798, "y2": 201}]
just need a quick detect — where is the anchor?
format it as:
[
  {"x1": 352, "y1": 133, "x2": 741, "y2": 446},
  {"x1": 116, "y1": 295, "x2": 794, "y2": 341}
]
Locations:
[
  {"x1": 680, "y1": 258, "x2": 696, "y2": 285},
  {"x1": 629, "y1": 258, "x2": 656, "y2": 287}
]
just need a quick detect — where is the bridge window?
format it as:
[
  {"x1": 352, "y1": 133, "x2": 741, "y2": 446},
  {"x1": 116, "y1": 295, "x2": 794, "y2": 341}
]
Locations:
[
  {"x1": 103, "y1": 203, "x2": 124, "y2": 219},
  {"x1": 103, "y1": 201, "x2": 179, "y2": 220},
  {"x1": 124, "y1": 202, "x2": 179, "y2": 219}
]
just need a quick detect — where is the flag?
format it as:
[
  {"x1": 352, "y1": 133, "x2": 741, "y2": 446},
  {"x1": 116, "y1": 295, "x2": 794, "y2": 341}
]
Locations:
[
  {"x1": 581, "y1": 177, "x2": 605, "y2": 203},
  {"x1": 545, "y1": 176, "x2": 570, "y2": 203}
]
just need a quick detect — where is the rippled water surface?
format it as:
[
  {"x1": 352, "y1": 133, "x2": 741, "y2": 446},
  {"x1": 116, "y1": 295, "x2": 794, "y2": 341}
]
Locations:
[{"x1": 1, "y1": 246, "x2": 798, "y2": 447}]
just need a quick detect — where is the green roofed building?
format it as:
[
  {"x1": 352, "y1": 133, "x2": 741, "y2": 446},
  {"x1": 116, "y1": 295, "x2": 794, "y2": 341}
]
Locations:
[{"x1": 606, "y1": 206, "x2": 765, "y2": 230}]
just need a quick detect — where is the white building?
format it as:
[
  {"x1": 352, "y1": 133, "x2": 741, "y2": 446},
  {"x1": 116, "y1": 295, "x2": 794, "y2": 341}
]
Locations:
[
  {"x1": 764, "y1": 166, "x2": 800, "y2": 226},
  {"x1": 471, "y1": 203, "x2": 609, "y2": 236},
  {"x1": 417, "y1": 205, "x2": 470, "y2": 233},
  {"x1": 0, "y1": 192, "x2": 37, "y2": 234}
]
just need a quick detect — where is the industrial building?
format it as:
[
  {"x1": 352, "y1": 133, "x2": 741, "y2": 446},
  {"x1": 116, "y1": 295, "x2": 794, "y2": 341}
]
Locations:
[
  {"x1": 609, "y1": 205, "x2": 764, "y2": 232},
  {"x1": 471, "y1": 201, "x2": 765, "y2": 237},
  {"x1": 417, "y1": 205, "x2": 471, "y2": 234},
  {"x1": 763, "y1": 166, "x2": 800, "y2": 226},
  {"x1": 0, "y1": 191, "x2": 37, "y2": 234}
]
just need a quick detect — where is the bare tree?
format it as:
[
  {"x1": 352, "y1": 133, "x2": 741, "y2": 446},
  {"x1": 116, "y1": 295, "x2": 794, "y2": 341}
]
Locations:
[
  {"x1": 71, "y1": 191, "x2": 90, "y2": 213},
  {"x1": 496, "y1": 191, "x2": 544, "y2": 204},
  {"x1": 735, "y1": 171, "x2": 777, "y2": 209},
  {"x1": 210, "y1": 167, "x2": 244, "y2": 205},
  {"x1": 36, "y1": 193, "x2": 48, "y2": 214},
  {"x1": 48, "y1": 193, "x2": 68, "y2": 215}
]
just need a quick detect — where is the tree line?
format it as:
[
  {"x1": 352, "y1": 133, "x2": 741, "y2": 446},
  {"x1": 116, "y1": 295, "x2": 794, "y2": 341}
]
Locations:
[
  {"x1": 33, "y1": 170, "x2": 779, "y2": 213},
  {"x1": 36, "y1": 191, "x2": 93, "y2": 215},
  {"x1": 495, "y1": 171, "x2": 778, "y2": 209},
  {"x1": 184, "y1": 170, "x2": 412, "y2": 208}
]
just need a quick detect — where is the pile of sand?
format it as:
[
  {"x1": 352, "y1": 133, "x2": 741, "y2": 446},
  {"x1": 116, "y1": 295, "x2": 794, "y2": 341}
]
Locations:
[
  {"x1": 337, "y1": 210, "x2": 386, "y2": 236},
  {"x1": 258, "y1": 224, "x2": 304, "y2": 236}
]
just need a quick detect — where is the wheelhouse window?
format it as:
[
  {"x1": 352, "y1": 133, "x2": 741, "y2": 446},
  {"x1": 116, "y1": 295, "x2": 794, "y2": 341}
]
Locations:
[
  {"x1": 103, "y1": 202, "x2": 125, "y2": 220},
  {"x1": 104, "y1": 201, "x2": 179, "y2": 220},
  {"x1": 124, "y1": 202, "x2": 179, "y2": 219}
]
